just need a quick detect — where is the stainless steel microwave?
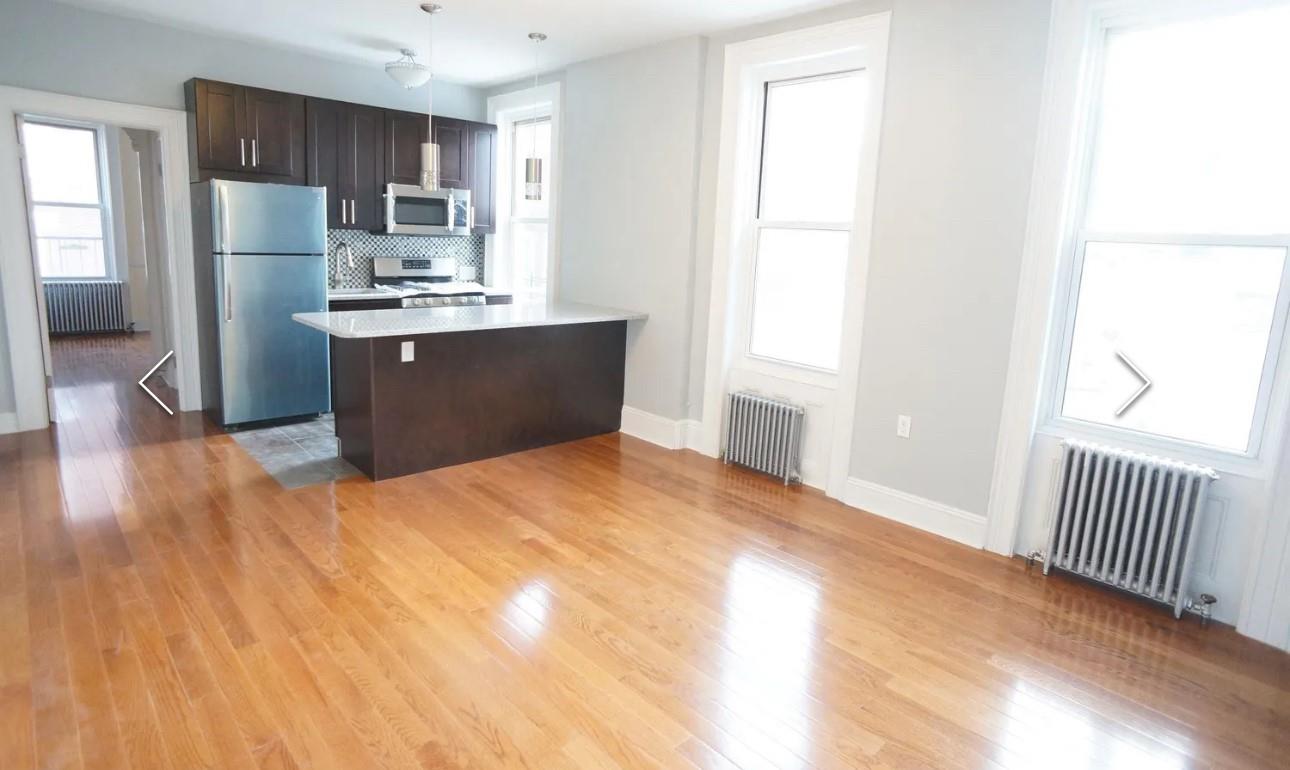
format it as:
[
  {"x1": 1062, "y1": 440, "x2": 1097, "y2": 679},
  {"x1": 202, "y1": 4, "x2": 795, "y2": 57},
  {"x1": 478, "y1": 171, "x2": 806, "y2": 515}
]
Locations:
[{"x1": 383, "y1": 183, "x2": 472, "y2": 236}]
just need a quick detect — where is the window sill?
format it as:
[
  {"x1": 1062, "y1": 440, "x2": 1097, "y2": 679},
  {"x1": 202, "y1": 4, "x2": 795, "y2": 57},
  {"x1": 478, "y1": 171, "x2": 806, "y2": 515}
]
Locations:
[{"x1": 1035, "y1": 418, "x2": 1271, "y2": 480}]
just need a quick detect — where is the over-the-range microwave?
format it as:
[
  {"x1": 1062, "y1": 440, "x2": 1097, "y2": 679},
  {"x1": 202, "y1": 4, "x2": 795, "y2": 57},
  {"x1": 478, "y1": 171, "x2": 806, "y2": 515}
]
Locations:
[{"x1": 384, "y1": 183, "x2": 472, "y2": 236}]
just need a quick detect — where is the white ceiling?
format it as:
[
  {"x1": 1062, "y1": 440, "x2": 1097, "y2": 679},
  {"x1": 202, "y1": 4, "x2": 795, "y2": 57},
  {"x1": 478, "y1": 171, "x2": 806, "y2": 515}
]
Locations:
[{"x1": 56, "y1": 0, "x2": 851, "y2": 87}]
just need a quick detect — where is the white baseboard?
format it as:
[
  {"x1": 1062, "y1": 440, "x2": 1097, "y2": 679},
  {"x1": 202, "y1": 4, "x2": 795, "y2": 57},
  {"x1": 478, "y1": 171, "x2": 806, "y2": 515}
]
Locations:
[
  {"x1": 0, "y1": 411, "x2": 17, "y2": 435},
  {"x1": 843, "y1": 477, "x2": 988, "y2": 548},
  {"x1": 619, "y1": 407, "x2": 707, "y2": 452}
]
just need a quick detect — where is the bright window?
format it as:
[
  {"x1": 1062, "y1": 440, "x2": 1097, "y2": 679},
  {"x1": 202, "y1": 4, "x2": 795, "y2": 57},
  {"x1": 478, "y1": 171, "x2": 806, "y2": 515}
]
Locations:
[
  {"x1": 21, "y1": 121, "x2": 112, "y2": 279},
  {"x1": 1055, "y1": 7, "x2": 1290, "y2": 455},
  {"x1": 747, "y1": 71, "x2": 867, "y2": 371},
  {"x1": 509, "y1": 116, "x2": 551, "y2": 301}
]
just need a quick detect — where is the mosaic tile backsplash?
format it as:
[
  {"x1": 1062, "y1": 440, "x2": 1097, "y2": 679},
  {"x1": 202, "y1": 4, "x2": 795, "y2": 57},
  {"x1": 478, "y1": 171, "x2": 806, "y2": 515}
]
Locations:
[{"x1": 326, "y1": 230, "x2": 485, "y2": 288}]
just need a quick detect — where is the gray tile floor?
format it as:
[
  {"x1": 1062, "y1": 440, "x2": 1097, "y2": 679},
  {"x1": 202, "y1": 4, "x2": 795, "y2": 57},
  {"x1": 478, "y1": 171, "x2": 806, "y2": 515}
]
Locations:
[{"x1": 228, "y1": 414, "x2": 361, "y2": 489}]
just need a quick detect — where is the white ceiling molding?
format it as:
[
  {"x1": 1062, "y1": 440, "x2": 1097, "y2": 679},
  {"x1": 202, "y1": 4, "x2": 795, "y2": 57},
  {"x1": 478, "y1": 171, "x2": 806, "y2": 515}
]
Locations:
[{"x1": 54, "y1": 0, "x2": 853, "y2": 87}]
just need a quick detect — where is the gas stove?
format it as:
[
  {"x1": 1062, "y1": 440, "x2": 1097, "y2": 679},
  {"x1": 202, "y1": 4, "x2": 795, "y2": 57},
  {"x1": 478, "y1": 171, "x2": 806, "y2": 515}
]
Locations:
[
  {"x1": 372, "y1": 257, "x2": 486, "y2": 308},
  {"x1": 397, "y1": 281, "x2": 487, "y2": 308}
]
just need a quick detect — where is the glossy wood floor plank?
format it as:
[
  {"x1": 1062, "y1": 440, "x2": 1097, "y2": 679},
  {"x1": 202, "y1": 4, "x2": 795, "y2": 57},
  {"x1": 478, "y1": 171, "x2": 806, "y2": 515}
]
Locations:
[{"x1": 0, "y1": 333, "x2": 1287, "y2": 770}]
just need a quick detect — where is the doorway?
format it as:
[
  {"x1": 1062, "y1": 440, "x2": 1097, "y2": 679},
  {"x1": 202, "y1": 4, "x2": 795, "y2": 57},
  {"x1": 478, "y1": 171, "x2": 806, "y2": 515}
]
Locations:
[
  {"x1": 700, "y1": 15, "x2": 891, "y2": 498},
  {"x1": 17, "y1": 116, "x2": 174, "y2": 422},
  {"x1": 0, "y1": 85, "x2": 200, "y2": 435}
]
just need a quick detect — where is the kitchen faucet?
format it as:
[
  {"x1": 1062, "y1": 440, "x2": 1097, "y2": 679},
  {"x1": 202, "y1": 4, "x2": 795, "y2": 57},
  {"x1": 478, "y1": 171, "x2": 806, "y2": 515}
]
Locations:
[{"x1": 333, "y1": 241, "x2": 354, "y2": 288}]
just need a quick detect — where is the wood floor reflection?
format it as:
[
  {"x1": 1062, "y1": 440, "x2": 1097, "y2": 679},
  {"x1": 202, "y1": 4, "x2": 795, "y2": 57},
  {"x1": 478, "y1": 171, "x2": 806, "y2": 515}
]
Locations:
[{"x1": 1, "y1": 333, "x2": 1286, "y2": 769}]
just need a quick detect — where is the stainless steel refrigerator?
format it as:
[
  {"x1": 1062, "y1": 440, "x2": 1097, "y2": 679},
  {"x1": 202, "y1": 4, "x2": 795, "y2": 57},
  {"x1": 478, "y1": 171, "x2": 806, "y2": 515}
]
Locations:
[{"x1": 192, "y1": 180, "x2": 330, "y2": 426}]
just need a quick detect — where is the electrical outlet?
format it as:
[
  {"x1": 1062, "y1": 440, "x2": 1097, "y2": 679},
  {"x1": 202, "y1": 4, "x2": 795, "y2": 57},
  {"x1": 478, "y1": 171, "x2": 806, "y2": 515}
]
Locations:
[
  {"x1": 401, "y1": 340, "x2": 415, "y2": 362},
  {"x1": 896, "y1": 414, "x2": 912, "y2": 439}
]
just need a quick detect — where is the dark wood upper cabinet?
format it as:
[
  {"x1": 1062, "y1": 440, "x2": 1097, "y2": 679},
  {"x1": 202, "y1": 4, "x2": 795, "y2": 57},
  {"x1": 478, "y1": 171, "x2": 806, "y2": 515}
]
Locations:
[
  {"x1": 186, "y1": 78, "x2": 305, "y2": 183},
  {"x1": 432, "y1": 117, "x2": 470, "y2": 190},
  {"x1": 469, "y1": 122, "x2": 497, "y2": 234},
  {"x1": 188, "y1": 80, "x2": 244, "y2": 173},
  {"x1": 385, "y1": 110, "x2": 429, "y2": 186},
  {"x1": 306, "y1": 98, "x2": 346, "y2": 228},
  {"x1": 243, "y1": 87, "x2": 306, "y2": 179},
  {"x1": 309, "y1": 99, "x2": 386, "y2": 230},
  {"x1": 349, "y1": 105, "x2": 385, "y2": 230},
  {"x1": 191, "y1": 79, "x2": 496, "y2": 232}
]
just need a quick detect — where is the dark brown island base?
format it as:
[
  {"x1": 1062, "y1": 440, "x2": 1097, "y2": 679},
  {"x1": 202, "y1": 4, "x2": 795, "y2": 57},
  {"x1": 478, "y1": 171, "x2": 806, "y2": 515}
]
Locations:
[{"x1": 293, "y1": 302, "x2": 647, "y2": 480}]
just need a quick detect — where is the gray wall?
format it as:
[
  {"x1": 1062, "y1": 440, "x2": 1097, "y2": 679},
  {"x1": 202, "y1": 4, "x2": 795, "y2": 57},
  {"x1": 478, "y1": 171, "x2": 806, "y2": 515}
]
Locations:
[
  {"x1": 557, "y1": 37, "x2": 707, "y2": 420},
  {"x1": 687, "y1": 0, "x2": 1050, "y2": 515},
  {"x1": 0, "y1": 0, "x2": 486, "y2": 119}
]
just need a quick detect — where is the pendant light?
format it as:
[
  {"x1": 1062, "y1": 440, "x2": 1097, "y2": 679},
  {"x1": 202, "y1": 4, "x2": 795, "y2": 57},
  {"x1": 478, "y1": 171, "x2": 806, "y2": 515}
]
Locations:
[
  {"x1": 419, "y1": 3, "x2": 443, "y2": 191},
  {"x1": 384, "y1": 49, "x2": 432, "y2": 89},
  {"x1": 524, "y1": 32, "x2": 547, "y2": 201}
]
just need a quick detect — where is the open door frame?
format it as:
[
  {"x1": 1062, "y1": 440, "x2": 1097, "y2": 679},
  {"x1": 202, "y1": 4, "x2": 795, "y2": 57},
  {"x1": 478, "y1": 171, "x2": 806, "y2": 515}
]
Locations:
[{"x1": 0, "y1": 86, "x2": 200, "y2": 432}]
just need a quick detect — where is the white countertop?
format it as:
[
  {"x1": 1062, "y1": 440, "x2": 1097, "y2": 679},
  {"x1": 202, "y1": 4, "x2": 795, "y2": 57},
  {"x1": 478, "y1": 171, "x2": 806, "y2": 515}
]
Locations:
[{"x1": 294, "y1": 301, "x2": 647, "y2": 338}]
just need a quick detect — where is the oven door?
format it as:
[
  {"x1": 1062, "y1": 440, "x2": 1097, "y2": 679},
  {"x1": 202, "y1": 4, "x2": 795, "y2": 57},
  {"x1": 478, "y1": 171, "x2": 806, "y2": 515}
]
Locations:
[{"x1": 385, "y1": 185, "x2": 471, "y2": 236}]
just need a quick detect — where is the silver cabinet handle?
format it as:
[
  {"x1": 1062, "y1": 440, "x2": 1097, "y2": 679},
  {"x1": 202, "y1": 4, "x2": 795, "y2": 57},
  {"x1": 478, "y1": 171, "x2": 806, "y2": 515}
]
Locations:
[
  {"x1": 251, "y1": 138, "x2": 258, "y2": 167},
  {"x1": 340, "y1": 195, "x2": 347, "y2": 225},
  {"x1": 239, "y1": 138, "x2": 246, "y2": 167},
  {"x1": 350, "y1": 198, "x2": 356, "y2": 224}
]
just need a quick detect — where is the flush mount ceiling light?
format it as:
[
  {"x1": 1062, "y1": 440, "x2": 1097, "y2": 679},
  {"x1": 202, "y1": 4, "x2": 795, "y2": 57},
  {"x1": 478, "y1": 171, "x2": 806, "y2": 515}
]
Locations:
[
  {"x1": 525, "y1": 32, "x2": 547, "y2": 201},
  {"x1": 385, "y1": 48, "x2": 431, "y2": 89}
]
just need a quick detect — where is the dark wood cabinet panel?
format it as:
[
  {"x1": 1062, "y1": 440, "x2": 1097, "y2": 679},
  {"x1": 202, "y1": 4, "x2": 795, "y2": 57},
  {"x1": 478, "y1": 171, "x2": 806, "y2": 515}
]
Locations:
[
  {"x1": 187, "y1": 79, "x2": 305, "y2": 183},
  {"x1": 187, "y1": 79, "x2": 245, "y2": 174},
  {"x1": 190, "y1": 79, "x2": 495, "y2": 226},
  {"x1": 243, "y1": 87, "x2": 305, "y2": 180},
  {"x1": 432, "y1": 117, "x2": 470, "y2": 190},
  {"x1": 469, "y1": 122, "x2": 497, "y2": 233},
  {"x1": 349, "y1": 105, "x2": 385, "y2": 230},
  {"x1": 310, "y1": 100, "x2": 386, "y2": 230},
  {"x1": 306, "y1": 98, "x2": 346, "y2": 228},
  {"x1": 385, "y1": 110, "x2": 429, "y2": 186}
]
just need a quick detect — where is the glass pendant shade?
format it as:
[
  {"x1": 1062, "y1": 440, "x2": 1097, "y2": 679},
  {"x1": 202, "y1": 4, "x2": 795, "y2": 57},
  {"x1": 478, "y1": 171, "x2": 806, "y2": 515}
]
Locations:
[
  {"x1": 385, "y1": 49, "x2": 432, "y2": 88},
  {"x1": 420, "y1": 141, "x2": 441, "y2": 191},
  {"x1": 525, "y1": 157, "x2": 543, "y2": 200}
]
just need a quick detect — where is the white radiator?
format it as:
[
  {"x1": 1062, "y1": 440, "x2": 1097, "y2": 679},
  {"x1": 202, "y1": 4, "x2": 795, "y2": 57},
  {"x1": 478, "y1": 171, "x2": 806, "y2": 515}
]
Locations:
[
  {"x1": 723, "y1": 391, "x2": 804, "y2": 485},
  {"x1": 44, "y1": 280, "x2": 131, "y2": 334},
  {"x1": 1044, "y1": 439, "x2": 1217, "y2": 617}
]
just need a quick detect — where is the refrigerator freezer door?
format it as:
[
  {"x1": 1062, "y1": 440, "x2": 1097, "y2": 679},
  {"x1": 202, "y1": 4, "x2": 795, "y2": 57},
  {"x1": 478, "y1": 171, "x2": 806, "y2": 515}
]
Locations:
[
  {"x1": 211, "y1": 179, "x2": 326, "y2": 255},
  {"x1": 214, "y1": 253, "x2": 330, "y2": 424}
]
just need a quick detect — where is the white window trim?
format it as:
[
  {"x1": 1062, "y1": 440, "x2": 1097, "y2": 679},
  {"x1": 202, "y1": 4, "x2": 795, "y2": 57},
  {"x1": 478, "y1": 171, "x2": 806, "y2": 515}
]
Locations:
[
  {"x1": 485, "y1": 82, "x2": 561, "y2": 303},
  {"x1": 1033, "y1": 4, "x2": 1290, "y2": 476},
  {"x1": 984, "y1": 0, "x2": 1290, "y2": 653},
  {"x1": 21, "y1": 116, "x2": 117, "y2": 281},
  {"x1": 733, "y1": 64, "x2": 871, "y2": 389},
  {"x1": 698, "y1": 12, "x2": 892, "y2": 500}
]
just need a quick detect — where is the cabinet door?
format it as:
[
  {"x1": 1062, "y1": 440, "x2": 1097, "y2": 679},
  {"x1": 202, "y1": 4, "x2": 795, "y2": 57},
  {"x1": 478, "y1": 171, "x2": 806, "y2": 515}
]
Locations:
[
  {"x1": 306, "y1": 98, "x2": 346, "y2": 228},
  {"x1": 243, "y1": 87, "x2": 306, "y2": 180},
  {"x1": 190, "y1": 80, "x2": 246, "y2": 173},
  {"x1": 468, "y1": 122, "x2": 497, "y2": 233},
  {"x1": 432, "y1": 117, "x2": 470, "y2": 190},
  {"x1": 349, "y1": 105, "x2": 386, "y2": 230},
  {"x1": 385, "y1": 110, "x2": 429, "y2": 186}
]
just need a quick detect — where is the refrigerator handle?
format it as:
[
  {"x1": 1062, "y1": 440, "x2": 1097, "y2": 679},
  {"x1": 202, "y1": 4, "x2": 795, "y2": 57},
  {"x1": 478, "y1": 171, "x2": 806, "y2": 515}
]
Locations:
[
  {"x1": 224, "y1": 257, "x2": 233, "y2": 323},
  {"x1": 218, "y1": 183, "x2": 233, "y2": 322}
]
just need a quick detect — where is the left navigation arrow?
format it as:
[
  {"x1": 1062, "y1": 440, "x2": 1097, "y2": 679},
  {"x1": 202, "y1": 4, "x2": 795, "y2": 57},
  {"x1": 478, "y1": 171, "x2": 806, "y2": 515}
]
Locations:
[{"x1": 138, "y1": 350, "x2": 176, "y2": 415}]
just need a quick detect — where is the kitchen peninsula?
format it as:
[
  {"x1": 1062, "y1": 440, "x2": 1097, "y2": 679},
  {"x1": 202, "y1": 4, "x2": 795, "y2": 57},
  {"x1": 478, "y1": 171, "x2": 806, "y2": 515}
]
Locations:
[{"x1": 294, "y1": 302, "x2": 646, "y2": 480}]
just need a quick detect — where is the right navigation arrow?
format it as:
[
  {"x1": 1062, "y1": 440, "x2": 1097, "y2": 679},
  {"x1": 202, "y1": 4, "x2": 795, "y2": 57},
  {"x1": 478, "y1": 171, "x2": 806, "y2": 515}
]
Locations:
[{"x1": 1114, "y1": 351, "x2": 1151, "y2": 417}]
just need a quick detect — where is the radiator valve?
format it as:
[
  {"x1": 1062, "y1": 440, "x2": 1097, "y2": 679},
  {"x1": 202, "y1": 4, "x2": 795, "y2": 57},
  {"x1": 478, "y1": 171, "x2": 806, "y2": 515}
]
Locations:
[{"x1": 1186, "y1": 594, "x2": 1217, "y2": 626}]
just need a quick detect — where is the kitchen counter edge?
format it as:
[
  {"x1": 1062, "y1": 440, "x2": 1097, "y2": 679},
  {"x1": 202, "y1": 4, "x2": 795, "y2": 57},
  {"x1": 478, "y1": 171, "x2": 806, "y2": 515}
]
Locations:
[{"x1": 293, "y1": 301, "x2": 647, "y2": 339}]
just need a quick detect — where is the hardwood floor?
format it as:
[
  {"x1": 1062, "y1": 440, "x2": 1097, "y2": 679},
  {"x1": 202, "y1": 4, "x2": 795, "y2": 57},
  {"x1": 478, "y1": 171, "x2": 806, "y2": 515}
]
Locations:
[{"x1": 1, "y1": 333, "x2": 1287, "y2": 769}]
